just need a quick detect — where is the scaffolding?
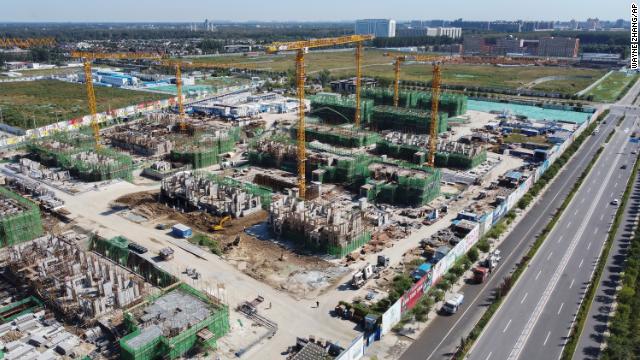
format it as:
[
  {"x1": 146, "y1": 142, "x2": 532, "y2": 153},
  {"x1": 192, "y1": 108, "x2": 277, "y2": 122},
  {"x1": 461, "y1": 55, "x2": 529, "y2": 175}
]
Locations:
[
  {"x1": 27, "y1": 140, "x2": 134, "y2": 182},
  {"x1": 291, "y1": 123, "x2": 381, "y2": 148},
  {"x1": 360, "y1": 163, "x2": 441, "y2": 206},
  {"x1": 361, "y1": 88, "x2": 467, "y2": 117},
  {"x1": 90, "y1": 236, "x2": 177, "y2": 288},
  {"x1": 376, "y1": 139, "x2": 487, "y2": 169},
  {"x1": 309, "y1": 94, "x2": 374, "y2": 125},
  {"x1": 120, "y1": 283, "x2": 230, "y2": 360},
  {"x1": 170, "y1": 127, "x2": 240, "y2": 169},
  {"x1": 0, "y1": 187, "x2": 43, "y2": 247},
  {"x1": 370, "y1": 106, "x2": 448, "y2": 134}
]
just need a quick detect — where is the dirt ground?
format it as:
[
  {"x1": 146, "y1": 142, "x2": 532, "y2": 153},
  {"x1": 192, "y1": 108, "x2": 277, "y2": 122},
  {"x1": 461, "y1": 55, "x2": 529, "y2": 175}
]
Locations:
[{"x1": 114, "y1": 190, "x2": 348, "y2": 299}]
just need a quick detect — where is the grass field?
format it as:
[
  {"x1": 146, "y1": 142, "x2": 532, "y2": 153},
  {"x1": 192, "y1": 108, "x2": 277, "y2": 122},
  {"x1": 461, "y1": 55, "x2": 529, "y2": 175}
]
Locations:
[
  {"x1": 187, "y1": 49, "x2": 605, "y2": 94},
  {"x1": 503, "y1": 133, "x2": 549, "y2": 145},
  {"x1": 585, "y1": 71, "x2": 640, "y2": 102},
  {"x1": 0, "y1": 80, "x2": 170, "y2": 129}
]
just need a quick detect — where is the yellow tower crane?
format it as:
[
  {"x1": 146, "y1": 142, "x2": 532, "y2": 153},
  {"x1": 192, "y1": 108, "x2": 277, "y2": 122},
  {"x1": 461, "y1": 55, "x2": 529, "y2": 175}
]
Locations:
[
  {"x1": 266, "y1": 35, "x2": 374, "y2": 199},
  {"x1": 386, "y1": 53, "x2": 563, "y2": 167},
  {"x1": 385, "y1": 53, "x2": 456, "y2": 167},
  {"x1": 70, "y1": 51, "x2": 164, "y2": 149},
  {"x1": 0, "y1": 37, "x2": 56, "y2": 48},
  {"x1": 156, "y1": 60, "x2": 256, "y2": 131}
]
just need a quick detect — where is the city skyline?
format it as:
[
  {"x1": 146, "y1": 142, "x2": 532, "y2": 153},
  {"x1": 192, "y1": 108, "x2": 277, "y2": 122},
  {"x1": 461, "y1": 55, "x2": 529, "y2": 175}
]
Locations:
[{"x1": 1, "y1": 0, "x2": 625, "y2": 23}]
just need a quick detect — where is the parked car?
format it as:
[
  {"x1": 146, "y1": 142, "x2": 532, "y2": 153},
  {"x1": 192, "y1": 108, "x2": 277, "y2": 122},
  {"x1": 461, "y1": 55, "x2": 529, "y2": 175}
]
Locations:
[{"x1": 611, "y1": 199, "x2": 620, "y2": 206}]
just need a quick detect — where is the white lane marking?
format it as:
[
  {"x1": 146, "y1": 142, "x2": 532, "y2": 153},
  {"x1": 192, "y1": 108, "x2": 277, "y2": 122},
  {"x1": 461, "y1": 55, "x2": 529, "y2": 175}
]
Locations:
[
  {"x1": 485, "y1": 352, "x2": 493, "y2": 360},
  {"x1": 558, "y1": 302, "x2": 564, "y2": 315},
  {"x1": 579, "y1": 259, "x2": 584, "y2": 269},
  {"x1": 557, "y1": 235, "x2": 564, "y2": 243},
  {"x1": 581, "y1": 198, "x2": 585, "y2": 204},
  {"x1": 587, "y1": 186, "x2": 592, "y2": 192},
  {"x1": 600, "y1": 214, "x2": 605, "y2": 221},
  {"x1": 566, "y1": 222, "x2": 572, "y2": 229},
  {"x1": 547, "y1": 252, "x2": 553, "y2": 261},
  {"x1": 543, "y1": 331, "x2": 551, "y2": 346},
  {"x1": 503, "y1": 319, "x2": 512, "y2": 333},
  {"x1": 506, "y1": 142, "x2": 624, "y2": 360},
  {"x1": 521, "y1": 293, "x2": 528, "y2": 304},
  {"x1": 587, "y1": 242, "x2": 592, "y2": 250},
  {"x1": 535, "y1": 270, "x2": 542, "y2": 280},
  {"x1": 594, "y1": 227, "x2": 599, "y2": 234},
  {"x1": 615, "y1": 182, "x2": 618, "y2": 187},
  {"x1": 569, "y1": 278, "x2": 575, "y2": 289},
  {"x1": 574, "y1": 210, "x2": 578, "y2": 216}
]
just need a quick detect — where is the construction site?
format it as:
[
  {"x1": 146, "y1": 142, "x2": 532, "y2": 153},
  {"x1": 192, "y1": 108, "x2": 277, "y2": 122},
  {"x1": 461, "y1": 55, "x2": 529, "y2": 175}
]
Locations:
[
  {"x1": 0, "y1": 32, "x2": 607, "y2": 360},
  {"x1": 0, "y1": 186, "x2": 44, "y2": 248},
  {"x1": 120, "y1": 283, "x2": 229, "y2": 360}
]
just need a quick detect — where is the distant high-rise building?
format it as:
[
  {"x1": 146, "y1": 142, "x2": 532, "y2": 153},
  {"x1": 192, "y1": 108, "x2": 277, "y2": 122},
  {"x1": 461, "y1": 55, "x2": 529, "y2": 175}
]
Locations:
[
  {"x1": 355, "y1": 19, "x2": 396, "y2": 38},
  {"x1": 586, "y1": 18, "x2": 600, "y2": 30},
  {"x1": 463, "y1": 35, "x2": 487, "y2": 55},
  {"x1": 397, "y1": 27, "x2": 461, "y2": 39},
  {"x1": 538, "y1": 37, "x2": 579, "y2": 57},
  {"x1": 495, "y1": 37, "x2": 523, "y2": 55}
]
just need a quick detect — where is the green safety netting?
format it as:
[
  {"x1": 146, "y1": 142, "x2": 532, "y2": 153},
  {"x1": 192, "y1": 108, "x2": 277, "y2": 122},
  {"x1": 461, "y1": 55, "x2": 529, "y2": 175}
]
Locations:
[
  {"x1": 370, "y1": 105, "x2": 448, "y2": 134},
  {"x1": 120, "y1": 283, "x2": 230, "y2": 360},
  {"x1": 290, "y1": 125, "x2": 380, "y2": 148},
  {"x1": 170, "y1": 127, "x2": 240, "y2": 169},
  {"x1": 27, "y1": 140, "x2": 134, "y2": 182},
  {"x1": 0, "y1": 296, "x2": 43, "y2": 324},
  {"x1": 0, "y1": 187, "x2": 43, "y2": 247},
  {"x1": 309, "y1": 94, "x2": 374, "y2": 125},
  {"x1": 361, "y1": 88, "x2": 468, "y2": 117}
]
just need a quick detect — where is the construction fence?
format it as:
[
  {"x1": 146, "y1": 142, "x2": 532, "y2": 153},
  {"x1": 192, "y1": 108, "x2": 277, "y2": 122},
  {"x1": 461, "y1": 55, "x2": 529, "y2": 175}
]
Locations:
[
  {"x1": 90, "y1": 236, "x2": 178, "y2": 288},
  {"x1": 0, "y1": 187, "x2": 44, "y2": 248},
  {"x1": 120, "y1": 283, "x2": 230, "y2": 360},
  {"x1": 0, "y1": 296, "x2": 44, "y2": 324},
  {"x1": 170, "y1": 127, "x2": 240, "y2": 169},
  {"x1": 361, "y1": 88, "x2": 468, "y2": 117}
]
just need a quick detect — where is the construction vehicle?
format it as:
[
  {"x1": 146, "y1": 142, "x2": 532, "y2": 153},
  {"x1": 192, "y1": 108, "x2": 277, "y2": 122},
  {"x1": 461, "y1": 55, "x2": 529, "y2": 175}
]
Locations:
[
  {"x1": 211, "y1": 215, "x2": 231, "y2": 231},
  {"x1": 442, "y1": 293, "x2": 464, "y2": 314},
  {"x1": 351, "y1": 263, "x2": 375, "y2": 289},
  {"x1": 159, "y1": 247, "x2": 174, "y2": 261},
  {"x1": 377, "y1": 255, "x2": 390, "y2": 268},
  {"x1": 473, "y1": 266, "x2": 490, "y2": 284},
  {"x1": 266, "y1": 35, "x2": 374, "y2": 199}
]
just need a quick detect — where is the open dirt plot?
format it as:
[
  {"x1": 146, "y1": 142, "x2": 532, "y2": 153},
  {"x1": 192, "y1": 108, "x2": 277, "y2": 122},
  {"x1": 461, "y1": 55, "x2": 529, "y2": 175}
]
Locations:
[{"x1": 114, "y1": 190, "x2": 348, "y2": 298}]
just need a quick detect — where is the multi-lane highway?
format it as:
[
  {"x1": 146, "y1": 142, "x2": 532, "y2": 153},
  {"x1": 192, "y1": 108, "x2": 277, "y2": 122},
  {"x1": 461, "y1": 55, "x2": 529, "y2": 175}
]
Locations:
[
  {"x1": 400, "y1": 109, "x2": 625, "y2": 360},
  {"x1": 467, "y1": 111, "x2": 639, "y2": 360},
  {"x1": 572, "y1": 106, "x2": 640, "y2": 360}
]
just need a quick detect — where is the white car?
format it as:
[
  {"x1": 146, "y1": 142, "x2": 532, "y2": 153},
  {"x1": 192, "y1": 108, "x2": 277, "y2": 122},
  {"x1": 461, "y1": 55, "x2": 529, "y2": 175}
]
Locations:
[{"x1": 611, "y1": 199, "x2": 620, "y2": 206}]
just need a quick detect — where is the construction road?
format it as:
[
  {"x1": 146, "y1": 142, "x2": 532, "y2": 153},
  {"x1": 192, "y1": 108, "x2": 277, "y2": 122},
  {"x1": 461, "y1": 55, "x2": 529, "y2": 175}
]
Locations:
[{"x1": 466, "y1": 113, "x2": 639, "y2": 359}]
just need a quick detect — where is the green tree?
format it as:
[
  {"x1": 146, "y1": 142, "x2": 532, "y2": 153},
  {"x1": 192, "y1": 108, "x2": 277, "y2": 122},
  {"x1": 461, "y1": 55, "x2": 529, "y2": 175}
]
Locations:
[{"x1": 318, "y1": 69, "x2": 331, "y2": 88}]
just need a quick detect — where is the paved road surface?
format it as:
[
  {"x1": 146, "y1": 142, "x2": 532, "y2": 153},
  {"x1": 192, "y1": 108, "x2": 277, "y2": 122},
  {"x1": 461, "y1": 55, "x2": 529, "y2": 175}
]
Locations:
[
  {"x1": 467, "y1": 113, "x2": 639, "y2": 360},
  {"x1": 400, "y1": 112, "x2": 620, "y2": 360}
]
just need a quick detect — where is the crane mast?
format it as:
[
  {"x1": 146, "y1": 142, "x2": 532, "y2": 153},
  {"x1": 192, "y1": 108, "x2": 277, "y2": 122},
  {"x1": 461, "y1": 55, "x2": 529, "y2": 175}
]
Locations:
[
  {"x1": 82, "y1": 61, "x2": 101, "y2": 149},
  {"x1": 267, "y1": 35, "x2": 373, "y2": 199}
]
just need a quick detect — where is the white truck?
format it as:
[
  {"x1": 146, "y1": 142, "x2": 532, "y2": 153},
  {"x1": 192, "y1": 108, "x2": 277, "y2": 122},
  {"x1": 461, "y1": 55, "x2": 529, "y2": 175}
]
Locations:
[
  {"x1": 442, "y1": 293, "x2": 464, "y2": 314},
  {"x1": 351, "y1": 263, "x2": 375, "y2": 289}
]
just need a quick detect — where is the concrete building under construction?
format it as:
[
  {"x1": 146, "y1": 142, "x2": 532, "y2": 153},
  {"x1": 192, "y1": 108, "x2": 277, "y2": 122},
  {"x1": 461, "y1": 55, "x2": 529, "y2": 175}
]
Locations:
[
  {"x1": 376, "y1": 132, "x2": 488, "y2": 169},
  {"x1": 5, "y1": 235, "x2": 146, "y2": 323},
  {"x1": 0, "y1": 186, "x2": 44, "y2": 248},
  {"x1": 120, "y1": 283, "x2": 230, "y2": 360},
  {"x1": 269, "y1": 190, "x2": 376, "y2": 257},
  {"x1": 160, "y1": 171, "x2": 269, "y2": 217}
]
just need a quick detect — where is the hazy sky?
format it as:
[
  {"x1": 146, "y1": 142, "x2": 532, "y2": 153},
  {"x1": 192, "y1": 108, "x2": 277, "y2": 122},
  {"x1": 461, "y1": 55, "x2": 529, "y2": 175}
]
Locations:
[{"x1": 1, "y1": 0, "x2": 625, "y2": 22}]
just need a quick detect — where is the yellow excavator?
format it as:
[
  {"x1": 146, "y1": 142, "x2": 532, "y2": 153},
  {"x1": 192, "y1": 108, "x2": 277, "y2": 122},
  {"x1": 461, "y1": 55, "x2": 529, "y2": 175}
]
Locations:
[{"x1": 211, "y1": 216, "x2": 231, "y2": 232}]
